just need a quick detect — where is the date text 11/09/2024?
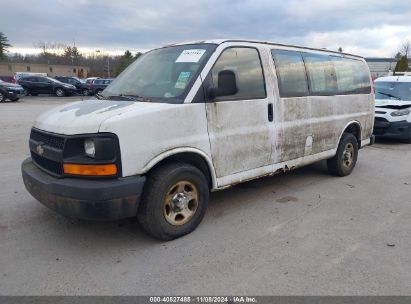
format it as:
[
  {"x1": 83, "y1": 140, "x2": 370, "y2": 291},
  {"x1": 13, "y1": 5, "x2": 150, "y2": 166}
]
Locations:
[{"x1": 149, "y1": 296, "x2": 257, "y2": 303}]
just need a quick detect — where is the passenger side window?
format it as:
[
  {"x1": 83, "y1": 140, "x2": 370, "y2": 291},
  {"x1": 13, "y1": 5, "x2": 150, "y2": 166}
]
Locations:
[
  {"x1": 211, "y1": 47, "x2": 266, "y2": 100},
  {"x1": 303, "y1": 53, "x2": 337, "y2": 95},
  {"x1": 271, "y1": 50, "x2": 308, "y2": 97},
  {"x1": 38, "y1": 78, "x2": 49, "y2": 83}
]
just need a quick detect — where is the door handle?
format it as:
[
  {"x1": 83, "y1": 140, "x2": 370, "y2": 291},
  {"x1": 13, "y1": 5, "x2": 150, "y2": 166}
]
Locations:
[{"x1": 268, "y1": 103, "x2": 273, "y2": 122}]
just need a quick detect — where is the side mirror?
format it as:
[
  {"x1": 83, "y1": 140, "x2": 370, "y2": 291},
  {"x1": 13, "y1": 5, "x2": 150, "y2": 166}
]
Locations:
[{"x1": 208, "y1": 70, "x2": 238, "y2": 99}]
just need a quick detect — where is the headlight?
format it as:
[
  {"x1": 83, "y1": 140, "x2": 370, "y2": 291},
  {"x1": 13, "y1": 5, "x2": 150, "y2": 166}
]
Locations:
[
  {"x1": 390, "y1": 109, "x2": 411, "y2": 117},
  {"x1": 84, "y1": 139, "x2": 95, "y2": 158}
]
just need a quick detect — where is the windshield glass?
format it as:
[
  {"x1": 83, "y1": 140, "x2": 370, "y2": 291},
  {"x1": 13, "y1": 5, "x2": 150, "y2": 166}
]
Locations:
[
  {"x1": 104, "y1": 44, "x2": 217, "y2": 103},
  {"x1": 47, "y1": 77, "x2": 63, "y2": 84},
  {"x1": 73, "y1": 77, "x2": 85, "y2": 83},
  {"x1": 375, "y1": 81, "x2": 411, "y2": 101}
]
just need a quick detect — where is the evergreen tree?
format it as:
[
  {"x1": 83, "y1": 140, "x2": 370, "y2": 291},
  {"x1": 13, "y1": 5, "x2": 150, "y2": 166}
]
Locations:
[
  {"x1": 394, "y1": 55, "x2": 409, "y2": 72},
  {"x1": 115, "y1": 50, "x2": 135, "y2": 75},
  {"x1": 0, "y1": 32, "x2": 12, "y2": 60}
]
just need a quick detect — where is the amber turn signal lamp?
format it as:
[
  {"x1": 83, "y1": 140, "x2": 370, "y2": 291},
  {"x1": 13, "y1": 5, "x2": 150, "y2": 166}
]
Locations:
[{"x1": 63, "y1": 163, "x2": 117, "y2": 176}]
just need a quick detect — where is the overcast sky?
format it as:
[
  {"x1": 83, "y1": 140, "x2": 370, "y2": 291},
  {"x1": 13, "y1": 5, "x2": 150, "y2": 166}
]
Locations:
[{"x1": 2, "y1": 0, "x2": 411, "y2": 57}]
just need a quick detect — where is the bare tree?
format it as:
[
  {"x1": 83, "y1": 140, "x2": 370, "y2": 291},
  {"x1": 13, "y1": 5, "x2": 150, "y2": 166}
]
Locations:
[{"x1": 400, "y1": 40, "x2": 410, "y2": 57}]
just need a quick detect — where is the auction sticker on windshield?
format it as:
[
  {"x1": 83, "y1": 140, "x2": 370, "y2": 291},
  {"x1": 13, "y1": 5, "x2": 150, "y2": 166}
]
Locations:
[{"x1": 175, "y1": 49, "x2": 206, "y2": 63}]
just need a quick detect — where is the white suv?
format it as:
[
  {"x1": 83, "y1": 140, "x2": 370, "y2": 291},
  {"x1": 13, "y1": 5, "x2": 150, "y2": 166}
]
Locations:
[{"x1": 374, "y1": 76, "x2": 411, "y2": 143}]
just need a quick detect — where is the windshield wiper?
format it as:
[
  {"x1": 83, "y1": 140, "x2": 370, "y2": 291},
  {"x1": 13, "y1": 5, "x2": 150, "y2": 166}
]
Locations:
[
  {"x1": 377, "y1": 91, "x2": 401, "y2": 100},
  {"x1": 108, "y1": 94, "x2": 152, "y2": 102}
]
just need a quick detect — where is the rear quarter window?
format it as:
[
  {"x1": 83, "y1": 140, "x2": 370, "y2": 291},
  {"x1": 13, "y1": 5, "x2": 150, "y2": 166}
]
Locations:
[{"x1": 331, "y1": 57, "x2": 371, "y2": 94}]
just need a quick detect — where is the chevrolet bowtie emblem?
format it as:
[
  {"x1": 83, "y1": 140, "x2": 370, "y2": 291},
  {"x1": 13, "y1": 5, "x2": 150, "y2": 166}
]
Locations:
[{"x1": 36, "y1": 143, "x2": 45, "y2": 156}]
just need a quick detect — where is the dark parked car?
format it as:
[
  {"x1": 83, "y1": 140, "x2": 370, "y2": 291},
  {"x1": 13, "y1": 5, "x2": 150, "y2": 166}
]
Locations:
[
  {"x1": 55, "y1": 76, "x2": 90, "y2": 96},
  {"x1": 0, "y1": 80, "x2": 25, "y2": 102},
  {"x1": 89, "y1": 78, "x2": 113, "y2": 95},
  {"x1": 18, "y1": 76, "x2": 76, "y2": 97}
]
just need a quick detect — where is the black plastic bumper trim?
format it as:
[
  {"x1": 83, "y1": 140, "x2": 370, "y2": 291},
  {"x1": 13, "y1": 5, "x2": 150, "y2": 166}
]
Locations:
[{"x1": 21, "y1": 158, "x2": 146, "y2": 221}]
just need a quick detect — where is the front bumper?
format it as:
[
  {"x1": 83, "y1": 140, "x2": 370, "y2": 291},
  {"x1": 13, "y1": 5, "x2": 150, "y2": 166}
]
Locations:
[
  {"x1": 21, "y1": 158, "x2": 146, "y2": 220},
  {"x1": 5, "y1": 89, "x2": 24, "y2": 99},
  {"x1": 373, "y1": 118, "x2": 411, "y2": 140}
]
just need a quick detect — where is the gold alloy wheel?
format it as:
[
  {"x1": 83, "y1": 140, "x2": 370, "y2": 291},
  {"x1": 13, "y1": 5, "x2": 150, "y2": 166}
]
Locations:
[
  {"x1": 342, "y1": 142, "x2": 354, "y2": 169},
  {"x1": 163, "y1": 180, "x2": 199, "y2": 226}
]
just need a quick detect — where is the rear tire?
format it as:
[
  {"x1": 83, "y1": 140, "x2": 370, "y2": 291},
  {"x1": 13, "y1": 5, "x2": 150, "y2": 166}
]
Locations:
[
  {"x1": 82, "y1": 89, "x2": 90, "y2": 96},
  {"x1": 30, "y1": 93, "x2": 38, "y2": 96},
  {"x1": 11, "y1": 98, "x2": 19, "y2": 102},
  {"x1": 327, "y1": 133, "x2": 358, "y2": 177},
  {"x1": 55, "y1": 88, "x2": 65, "y2": 97},
  {"x1": 137, "y1": 162, "x2": 209, "y2": 241}
]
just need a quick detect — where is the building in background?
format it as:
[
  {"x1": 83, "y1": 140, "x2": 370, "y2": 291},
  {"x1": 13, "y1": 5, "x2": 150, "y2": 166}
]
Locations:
[
  {"x1": 0, "y1": 62, "x2": 90, "y2": 78},
  {"x1": 365, "y1": 58, "x2": 411, "y2": 79}
]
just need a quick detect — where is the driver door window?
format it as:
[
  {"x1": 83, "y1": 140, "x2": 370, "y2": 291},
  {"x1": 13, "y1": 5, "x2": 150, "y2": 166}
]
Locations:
[{"x1": 210, "y1": 47, "x2": 266, "y2": 101}]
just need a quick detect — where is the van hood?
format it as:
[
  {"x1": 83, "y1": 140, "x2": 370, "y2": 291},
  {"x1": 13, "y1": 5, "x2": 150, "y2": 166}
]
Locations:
[
  {"x1": 375, "y1": 99, "x2": 411, "y2": 108},
  {"x1": 34, "y1": 99, "x2": 155, "y2": 135}
]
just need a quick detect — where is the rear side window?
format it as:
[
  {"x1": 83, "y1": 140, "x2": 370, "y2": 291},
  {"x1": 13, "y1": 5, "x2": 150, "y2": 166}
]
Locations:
[
  {"x1": 303, "y1": 53, "x2": 337, "y2": 95},
  {"x1": 331, "y1": 57, "x2": 371, "y2": 94},
  {"x1": 211, "y1": 47, "x2": 266, "y2": 100},
  {"x1": 271, "y1": 50, "x2": 308, "y2": 97}
]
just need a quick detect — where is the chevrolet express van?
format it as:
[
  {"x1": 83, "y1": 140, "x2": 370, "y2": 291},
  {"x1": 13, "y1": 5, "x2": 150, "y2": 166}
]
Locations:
[
  {"x1": 22, "y1": 40, "x2": 374, "y2": 240},
  {"x1": 374, "y1": 76, "x2": 411, "y2": 143}
]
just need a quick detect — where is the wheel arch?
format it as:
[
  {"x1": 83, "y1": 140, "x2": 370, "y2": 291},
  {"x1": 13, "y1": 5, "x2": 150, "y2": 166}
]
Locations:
[
  {"x1": 338, "y1": 121, "x2": 362, "y2": 148},
  {"x1": 141, "y1": 148, "x2": 217, "y2": 190}
]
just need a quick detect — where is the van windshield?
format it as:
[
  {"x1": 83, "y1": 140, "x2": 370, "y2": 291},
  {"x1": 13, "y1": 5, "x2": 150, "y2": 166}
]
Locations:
[
  {"x1": 375, "y1": 81, "x2": 411, "y2": 101},
  {"x1": 104, "y1": 44, "x2": 217, "y2": 103}
]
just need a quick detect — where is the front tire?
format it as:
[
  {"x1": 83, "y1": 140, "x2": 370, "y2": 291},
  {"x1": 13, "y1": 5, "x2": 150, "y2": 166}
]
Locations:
[
  {"x1": 403, "y1": 137, "x2": 411, "y2": 144},
  {"x1": 55, "y1": 88, "x2": 65, "y2": 97},
  {"x1": 82, "y1": 89, "x2": 90, "y2": 96},
  {"x1": 0, "y1": 91, "x2": 5, "y2": 102},
  {"x1": 327, "y1": 133, "x2": 358, "y2": 177},
  {"x1": 137, "y1": 162, "x2": 209, "y2": 241},
  {"x1": 11, "y1": 98, "x2": 19, "y2": 102}
]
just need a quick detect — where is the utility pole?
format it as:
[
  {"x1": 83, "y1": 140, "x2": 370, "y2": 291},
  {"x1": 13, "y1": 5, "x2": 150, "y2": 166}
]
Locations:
[
  {"x1": 107, "y1": 56, "x2": 110, "y2": 78},
  {"x1": 73, "y1": 39, "x2": 79, "y2": 77}
]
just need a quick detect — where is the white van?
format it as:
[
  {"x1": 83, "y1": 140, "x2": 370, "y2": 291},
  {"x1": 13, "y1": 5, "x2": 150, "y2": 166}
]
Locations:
[
  {"x1": 374, "y1": 76, "x2": 411, "y2": 143},
  {"x1": 22, "y1": 39, "x2": 374, "y2": 240}
]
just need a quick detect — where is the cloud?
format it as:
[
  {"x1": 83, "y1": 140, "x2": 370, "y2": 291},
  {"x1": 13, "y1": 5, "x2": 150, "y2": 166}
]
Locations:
[{"x1": 3, "y1": 0, "x2": 411, "y2": 57}]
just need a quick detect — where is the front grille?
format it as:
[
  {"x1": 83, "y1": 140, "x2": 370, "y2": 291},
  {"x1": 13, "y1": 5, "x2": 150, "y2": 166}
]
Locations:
[
  {"x1": 30, "y1": 129, "x2": 65, "y2": 149},
  {"x1": 30, "y1": 128, "x2": 65, "y2": 176},
  {"x1": 31, "y1": 152, "x2": 63, "y2": 176}
]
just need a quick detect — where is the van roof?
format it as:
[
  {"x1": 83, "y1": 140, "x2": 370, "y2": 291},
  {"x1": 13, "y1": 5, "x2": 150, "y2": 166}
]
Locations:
[
  {"x1": 169, "y1": 39, "x2": 364, "y2": 59},
  {"x1": 375, "y1": 76, "x2": 411, "y2": 83}
]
